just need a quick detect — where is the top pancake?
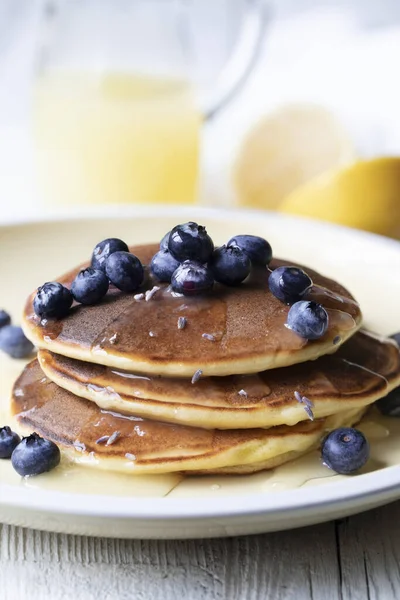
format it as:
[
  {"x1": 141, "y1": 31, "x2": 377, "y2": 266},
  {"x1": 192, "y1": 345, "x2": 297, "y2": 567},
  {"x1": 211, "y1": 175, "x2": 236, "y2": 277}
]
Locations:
[{"x1": 22, "y1": 244, "x2": 362, "y2": 377}]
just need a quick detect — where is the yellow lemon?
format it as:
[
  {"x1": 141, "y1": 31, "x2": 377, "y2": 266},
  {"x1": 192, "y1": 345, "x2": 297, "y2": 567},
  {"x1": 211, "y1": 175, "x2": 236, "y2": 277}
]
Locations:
[
  {"x1": 233, "y1": 104, "x2": 355, "y2": 210},
  {"x1": 280, "y1": 157, "x2": 400, "y2": 239}
]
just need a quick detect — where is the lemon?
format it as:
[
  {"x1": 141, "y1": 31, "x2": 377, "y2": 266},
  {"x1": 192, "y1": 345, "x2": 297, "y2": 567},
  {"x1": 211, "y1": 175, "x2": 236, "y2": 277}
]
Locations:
[
  {"x1": 233, "y1": 104, "x2": 355, "y2": 210},
  {"x1": 280, "y1": 157, "x2": 400, "y2": 239}
]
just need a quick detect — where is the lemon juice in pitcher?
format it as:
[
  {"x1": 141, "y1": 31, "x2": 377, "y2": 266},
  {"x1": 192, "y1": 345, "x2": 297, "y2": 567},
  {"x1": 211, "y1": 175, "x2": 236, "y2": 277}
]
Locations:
[
  {"x1": 31, "y1": 0, "x2": 266, "y2": 208},
  {"x1": 33, "y1": 72, "x2": 200, "y2": 205}
]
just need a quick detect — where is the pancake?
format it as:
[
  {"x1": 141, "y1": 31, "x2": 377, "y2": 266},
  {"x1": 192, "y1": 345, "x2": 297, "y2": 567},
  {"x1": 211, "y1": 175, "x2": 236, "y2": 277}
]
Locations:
[
  {"x1": 22, "y1": 245, "x2": 362, "y2": 377},
  {"x1": 38, "y1": 331, "x2": 400, "y2": 429},
  {"x1": 11, "y1": 360, "x2": 365, "y2": 475}
]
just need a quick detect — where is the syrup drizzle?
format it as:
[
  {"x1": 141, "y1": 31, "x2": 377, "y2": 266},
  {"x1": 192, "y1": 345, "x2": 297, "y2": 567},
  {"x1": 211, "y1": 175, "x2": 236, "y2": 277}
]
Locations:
[{"x1": 24, "y1": 254, "x2": 361, "y2": 375}]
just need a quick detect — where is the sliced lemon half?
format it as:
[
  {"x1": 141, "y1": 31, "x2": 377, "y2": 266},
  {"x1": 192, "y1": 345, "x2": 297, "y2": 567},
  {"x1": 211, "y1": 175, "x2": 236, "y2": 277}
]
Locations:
[{"x1": 233, "y1": 104, "x2": 355, "y2": 210}]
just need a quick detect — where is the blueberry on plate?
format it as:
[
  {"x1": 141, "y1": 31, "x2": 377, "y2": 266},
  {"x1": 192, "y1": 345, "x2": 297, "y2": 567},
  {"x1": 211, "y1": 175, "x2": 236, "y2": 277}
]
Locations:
[
  {"x1": 268, "y1": 266, "x2": 313, "y2": 304},
  {"x1": 171, "y1": 261, "x2": 214, "y2": 296},
  {"x1": 105, "y1": 251, "x2": 144, "y2": 292},
  {"x1": 160, "y1": 231, "x2": 171, "y2": 251},
  {"x1": 321, "y1": 427, "x2": 369, "y2": 474},
  {"x1": 168, "y1": 222, "x2": 214, "y2": 263},
  {"x1": 0, "y1": 309, "x2": 11, "y2": 329},
  {"x1": 150, "y1": 249, "x2": 180, "y2": 282},
  {"x1": 287, "y1": 300, "x2": 328, "y2": 340},
  {"x1": 377, "y1": 332, "x2": 400, "y2": 416},
  {"x1": 0, "y1": 426, "x2": 21, "y2": 459},
  {"x1": 0, "y1": 326, "x2": 34, "y2": 359},
  {"x1": 11, "y1": 432, "x2": 60, "y2": 476},
  {"x1": 390, "y1": 332, "x2": 400, "y2": 347},
  {"x1": 227, "y1": 234, "x2": 272, "y2": 266},
  {"x1": 71, "y1": 267, "x2": 109, "y2": 305},
  {"x1": 33, "y1": 282, "x2": 73, "y2": 319},
  {"x1": 376, "y1": 387, "x2": 400, "y2": 417},
  {"x1": 91, "y1": 238, "x2": 129, "y2": 271},
  {"x1": 209, "y1": 245, "x2": 251, "y2": 286}
]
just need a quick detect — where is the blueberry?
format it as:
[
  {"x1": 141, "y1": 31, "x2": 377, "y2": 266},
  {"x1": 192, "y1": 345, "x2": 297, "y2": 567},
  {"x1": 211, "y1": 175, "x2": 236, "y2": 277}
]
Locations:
[
  {"x1": 160, "y1": 231, "x2": 171, "y2": 251},
  {"x1": 227, "y1": 234, "x2": 272, "y2": 266},
  {"x1": 0, "y1": 326, "x2": 34, "y2": 358},
  {"x1": 378, "y1": 333, "x2": 400, "y2": 415},
  {"x1": 168, "y1": 222, "x2": 214, "y2": 263},
  {"x1": 268, "y1": 266, "x2": 313, "y2": 304},
  {"x1": 390, "y1": 332, "x2": 400, "y2": 346},
  {"x1": 91, "y1": 238, "x2": 129, "y2": 271},
  {"x1": 171, "y1": 261, "x2": 214, "y2": 296},
  {"x1": 209, "y1": 245, "x2": 251, "y2": 286},
  {"x1": 287, "y1": 300, "x2": 328, "y2": 340},
  {"x1": 321, "y1": 427, "x2": 369, "y2": 474},
  {"x1": 71, "y1": 267, "x2": 109, "y2": 305},
  {"x1": 0, "y1": 426, "x2": 21, "y2": 458},
  {"x1": 11, "y1": 432, "x2": 60, "y2": 476},
  {"x1": 33, "y1": 282, "x2": 73, "y2": 319},
  {"x1": 105, "y1": 251, "x2": 144, "y2": 292},
  {"x1": 0, "y1": 309, "x2": 11, "y2": 329},
  {"x1": 376, "y1": 387, "x2": 400, "y2": 417},
  {"x1": 150, "y1": 250, "x2": 180, "y2": 282}
]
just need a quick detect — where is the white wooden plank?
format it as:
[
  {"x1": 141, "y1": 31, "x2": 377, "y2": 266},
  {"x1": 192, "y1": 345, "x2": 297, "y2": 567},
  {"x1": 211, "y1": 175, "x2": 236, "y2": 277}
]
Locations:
[
  {"x1": 337, "y1": 502, "x2": 400, "y2": 600},
  {"x1": 4, "y1": 499, "x2": 400, "y2": 600},
  {"x1": 0, "y1": 521, "x2": 341, "y2": 600}
]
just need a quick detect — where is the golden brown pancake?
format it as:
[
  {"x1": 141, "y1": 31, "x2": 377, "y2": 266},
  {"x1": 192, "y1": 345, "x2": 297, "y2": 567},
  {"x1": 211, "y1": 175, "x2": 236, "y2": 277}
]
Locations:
[
  {"x1": 12, "y1": 360, "x2": 365, "y2": 475},
  {"x1": 22, "y1": 245, "x2": 362, "y2": 377},
  {"x1": 38, "y1": 331, "x2": 399, "y2": 429}
]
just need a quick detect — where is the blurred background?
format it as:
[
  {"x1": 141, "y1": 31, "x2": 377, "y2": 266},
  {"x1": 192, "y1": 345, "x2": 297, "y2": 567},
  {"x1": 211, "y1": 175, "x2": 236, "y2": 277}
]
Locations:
[{"x1": 0, "y1": 0, "x2": 400, "y2": 237}]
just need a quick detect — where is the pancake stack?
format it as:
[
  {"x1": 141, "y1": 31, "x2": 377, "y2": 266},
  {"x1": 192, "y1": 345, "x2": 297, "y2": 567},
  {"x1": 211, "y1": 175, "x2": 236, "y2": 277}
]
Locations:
[{"x1": 15, "y1": 242, "x2": 400, "y2": 475}]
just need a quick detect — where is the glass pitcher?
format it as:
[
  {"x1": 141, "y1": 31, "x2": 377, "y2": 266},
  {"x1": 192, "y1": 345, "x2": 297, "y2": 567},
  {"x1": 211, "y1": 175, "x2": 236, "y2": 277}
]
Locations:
[{"x1": 32, "y1": 0, "x2": 268, "y2": 206}]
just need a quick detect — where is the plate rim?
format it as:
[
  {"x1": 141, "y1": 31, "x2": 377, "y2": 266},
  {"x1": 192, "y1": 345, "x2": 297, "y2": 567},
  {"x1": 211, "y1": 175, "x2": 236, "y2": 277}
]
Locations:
[
  {"x1": 1, "y1": 202, "x2": 400, "y2": 253},
  {"x1": 1, "y1": 463, "x2": 400, "y2": 521}
]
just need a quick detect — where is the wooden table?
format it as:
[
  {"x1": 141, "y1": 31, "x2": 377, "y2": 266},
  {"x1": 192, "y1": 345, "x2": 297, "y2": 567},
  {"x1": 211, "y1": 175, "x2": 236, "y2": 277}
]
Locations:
[{"x1": 2, "y1": 500, "x2": 400, "y2": 599}]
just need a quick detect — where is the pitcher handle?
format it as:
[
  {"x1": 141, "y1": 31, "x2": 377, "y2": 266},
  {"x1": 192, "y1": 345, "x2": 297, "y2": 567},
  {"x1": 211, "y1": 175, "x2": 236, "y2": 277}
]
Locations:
[{"x1": 203, "y1": 0, "x2": 270, "y2": 121}]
